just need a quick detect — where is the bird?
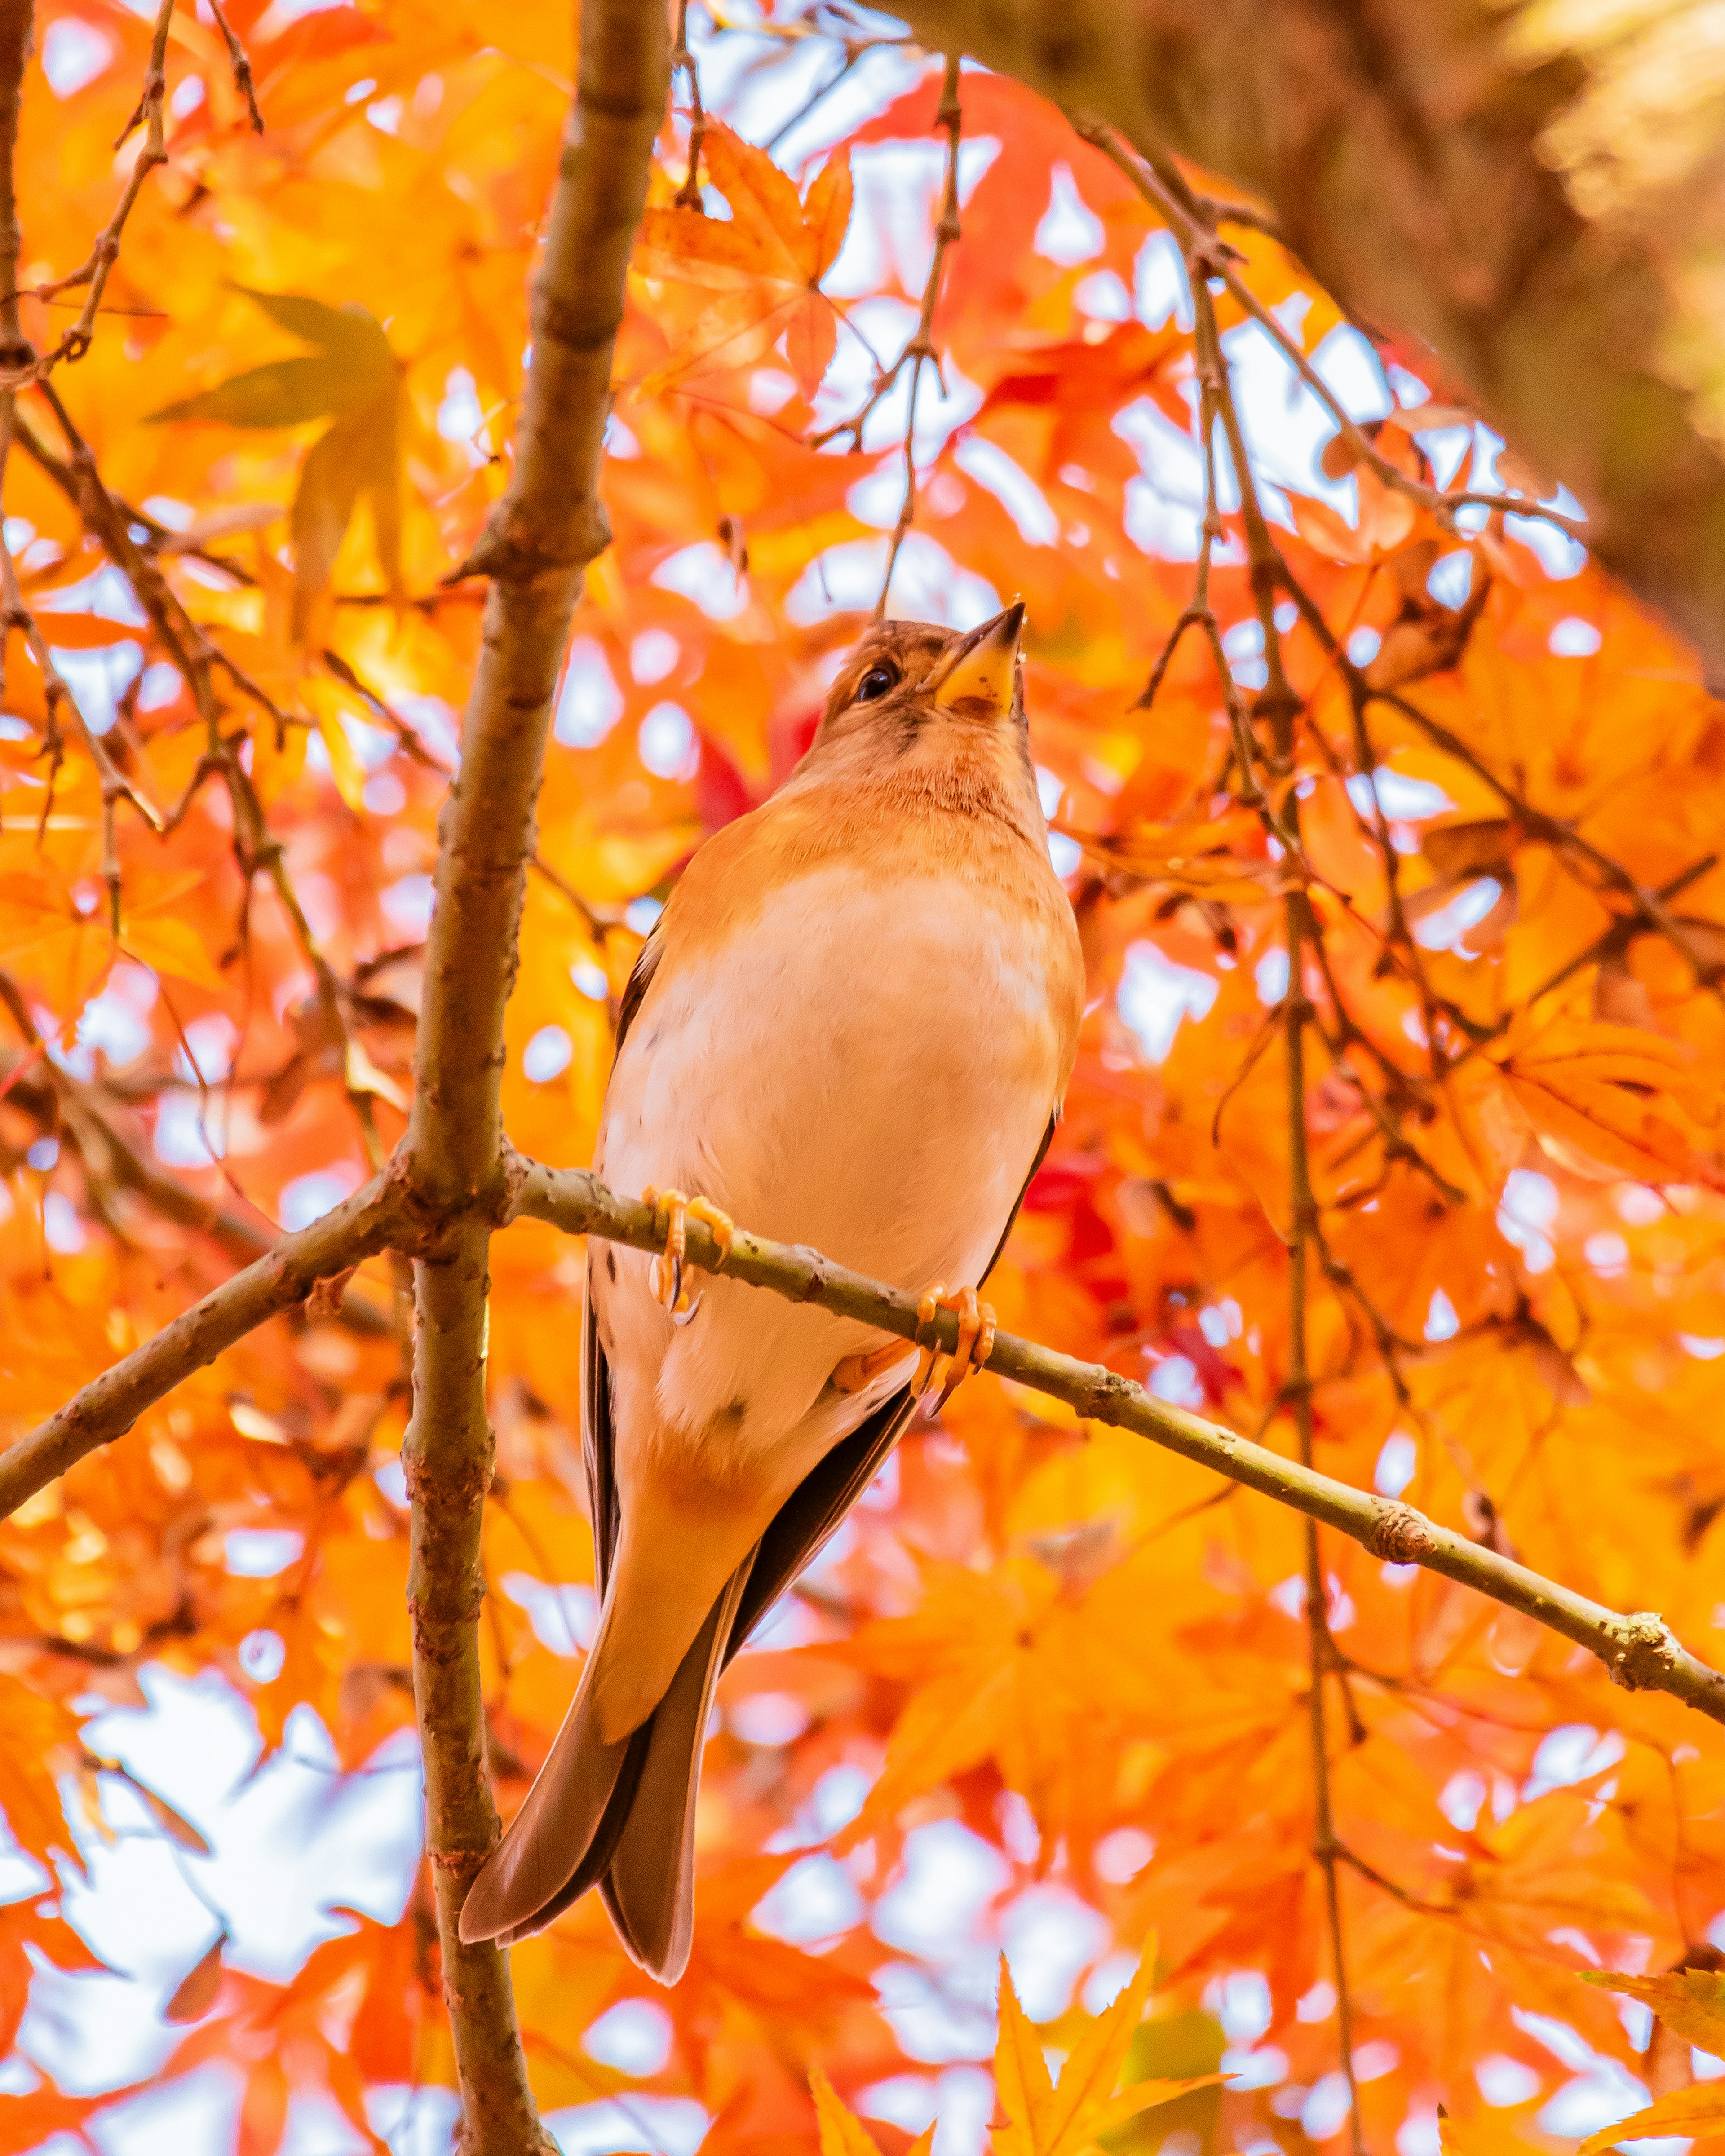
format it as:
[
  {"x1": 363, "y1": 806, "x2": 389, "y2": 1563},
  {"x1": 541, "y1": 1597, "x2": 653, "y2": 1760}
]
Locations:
[{"x1": 458, "y1": 602, "x2": 1084, "y2": 1982}]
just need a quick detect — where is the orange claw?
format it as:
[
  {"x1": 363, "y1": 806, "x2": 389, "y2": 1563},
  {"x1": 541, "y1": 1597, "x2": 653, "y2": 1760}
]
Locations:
[
  {"x1": 641, "y1": 1188, "x2": 734, "y2": 1325},
  {"x1": 912, "y1": 1282, "x2": 997, "y2": 1417}
]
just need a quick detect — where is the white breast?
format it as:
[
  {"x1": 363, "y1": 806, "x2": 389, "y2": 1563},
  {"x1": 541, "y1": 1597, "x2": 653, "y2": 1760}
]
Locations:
[{"x1": 593, "y1": 864, "x2": 1066, "y2": 1482}]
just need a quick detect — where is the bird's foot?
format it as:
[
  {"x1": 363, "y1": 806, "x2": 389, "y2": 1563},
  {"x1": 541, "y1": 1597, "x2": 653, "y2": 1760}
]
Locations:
[
  {"x1": 641, "y1": 1187, "x2": 734, "y2": 1325},
  {"x1": 913, "y1": 1283, "x2": 996, "y2": 1416}
]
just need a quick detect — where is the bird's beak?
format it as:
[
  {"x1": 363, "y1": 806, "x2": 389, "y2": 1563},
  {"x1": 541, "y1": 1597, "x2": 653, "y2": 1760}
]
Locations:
[{"x1": 927, "y1": 601, "x2": 1025, "y2": 715}]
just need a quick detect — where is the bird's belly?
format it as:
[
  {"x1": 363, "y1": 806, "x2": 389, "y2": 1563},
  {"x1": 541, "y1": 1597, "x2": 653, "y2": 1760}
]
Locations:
[
  {"x1": 601, "y1": 864, "x2": 1062, "y2": 1283},
  {"x1": 593, "y1": 863, "x2": 1066, "y2": 1467}
]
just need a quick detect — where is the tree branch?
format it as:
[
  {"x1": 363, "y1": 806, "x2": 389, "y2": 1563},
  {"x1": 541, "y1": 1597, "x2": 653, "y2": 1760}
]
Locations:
[
  {"x1": 0, "y1": 1172, "x2": 402, "y2": 1520},
  {"x1": 399, "y1": 2, "x2": 668, "y2": 2147},
  {"x1": 511, "y1": 1162, "x2": 1725, "y2": 1730}
]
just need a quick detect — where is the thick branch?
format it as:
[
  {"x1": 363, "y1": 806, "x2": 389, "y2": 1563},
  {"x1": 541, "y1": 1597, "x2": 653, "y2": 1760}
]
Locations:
[
  {"x1": 0, "y1": 1174, "x2": 401, "y2": 1519},
  {"x1": 405, "y1": 1223, "x2": 544, "y2": 2156},
  {"x1": 894, "y1": 0, "x2": 1725, "y2": 681},
  {"x1": 407, "y1": 2, "x2": 664, "y2": 1206},
  {"x1": 397, "y1": 1, "x2": 668, "y2": 2147},
  {"x1": 512, "y1": 1162, "x2": 1725, "y2": 1730},
  {"x1": 0, "y1": 0, "x2": 30, "y2": 367}
]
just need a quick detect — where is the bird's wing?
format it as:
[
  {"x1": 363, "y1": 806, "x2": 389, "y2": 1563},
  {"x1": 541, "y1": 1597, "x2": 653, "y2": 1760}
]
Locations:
[
  {"x1": 584, "y1": 924, "x2": 663, "y2": 1599},
  {"x1": 722, "y1": 1106, "x2": 1058, "y2": 1662},
  {"x1": 725, "y1": 1385, "x2": 918, "y2": 1663},
  {"x1": 979, "y1": 1109, "x2": 1055, "y2": 1289}
]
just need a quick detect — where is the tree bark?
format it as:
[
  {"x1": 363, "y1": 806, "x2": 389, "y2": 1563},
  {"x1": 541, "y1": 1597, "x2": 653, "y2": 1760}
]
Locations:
[
  {"x1": 896, "y1": 0, "x2": 1725, "y2": 682},
  {"x1": 398, "y1": 0, "x2": 669, "y2": 2146}
]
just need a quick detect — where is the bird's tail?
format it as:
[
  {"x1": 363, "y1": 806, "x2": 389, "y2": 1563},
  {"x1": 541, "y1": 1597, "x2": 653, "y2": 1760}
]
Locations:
[{"x1": 457, "y1": 1553, "x2": 754, "y2": 1984}]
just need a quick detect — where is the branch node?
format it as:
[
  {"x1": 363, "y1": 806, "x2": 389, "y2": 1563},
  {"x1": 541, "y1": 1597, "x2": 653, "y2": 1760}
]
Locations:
[
  {"x1": 1367, "y1": 1500, "x2": 1435, "y2": 1564},
  {"x1": 1601, "y1": 1609, "x2": 1680, "y2": 1692}
]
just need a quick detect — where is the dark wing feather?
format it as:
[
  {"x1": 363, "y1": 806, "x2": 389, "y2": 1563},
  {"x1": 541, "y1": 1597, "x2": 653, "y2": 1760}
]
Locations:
[
  {"x1": 979, "y1": 1110, "x2": 1055, "y2": 1288},
  {"x1": 724, "y1": 1386, "x2": 917, "y2": 1664},
  {"x1": 612, "y1": 925, "x2": 662, "y2": 1052},
  {"x1": 582, "y1": 1288, "x2": 620, "y2": 1594},
  {"x1": 583, "y1": 926, "x2": 663, "y2": 1595}
]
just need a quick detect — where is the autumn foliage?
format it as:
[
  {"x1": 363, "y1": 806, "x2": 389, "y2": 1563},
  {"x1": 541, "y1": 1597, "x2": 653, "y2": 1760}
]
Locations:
[{"x1": 4, "y1": 4, "x2": 1725, "y2": 2155}]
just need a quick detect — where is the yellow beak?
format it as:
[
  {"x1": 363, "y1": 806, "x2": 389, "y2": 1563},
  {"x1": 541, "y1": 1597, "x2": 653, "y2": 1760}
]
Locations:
[{"x1": 927, "y1": 601, "x2": 1025, "y2": 716}]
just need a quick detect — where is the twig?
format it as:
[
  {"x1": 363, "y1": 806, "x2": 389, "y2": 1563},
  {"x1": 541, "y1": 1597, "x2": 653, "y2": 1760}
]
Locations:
[
  {"x1": 1071, "y1": 117, "x2": 1585, "y2": 544},
  {"x1": 18, "y1": 0, "x2": 175, "y2": 373},
  {"x1": 802, "y1": 52, "x2": 962, "y2": 609},
  {"x1": 1287, "y1": 893, "x2": 1367, "y2": 2156},
  {"x1": 0, "y1": 0, "x2": 30, "y2": 371},
  {"x1": 27, "y1": 381, "x2": 388, "y2": 1162},
  {"x1": 508, "y1": 1162, "x2": 1725, "y2": 1724},
  {"x1": 1200, "y1": 252, "x2": 1369, "y2": 2144},
  {"x1": 671, "y1": 0, "x2": 705, "y2": 210},
  {"x1": 874, "y1": 52, "x2": 961, "y2": 618},
  {"x1": 204, "y1": 0, "x2": 263, "y2": 133}
]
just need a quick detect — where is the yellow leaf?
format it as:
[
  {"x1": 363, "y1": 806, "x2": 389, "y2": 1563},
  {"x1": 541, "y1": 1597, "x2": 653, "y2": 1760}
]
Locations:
[
  {"x1": 120, "y1": 915, "x2": 229, "y2": 991},
  {"x1": 1579, "y1": 2082, "x2": 1725, "y2": 2153},
  {"x1": 1439, "y1": 2110, "x2": 1544, "y2": 2156},
  {"x1": 1584, "y1": 1968, "x2": 1725, "y2": 2056},
  {"x1": 809, "y1": 2067, "x2": 885, "y2": 2156},
  {"x1": 993, "y1": 1955, "x2": 1057, "y2": 2156},
  {"x1": 1037, "y1": 1935, "x2": 1160, "y2": 2156},
  {"x1": 315, "y1": 699, "x2": 370, "y2": 812}
]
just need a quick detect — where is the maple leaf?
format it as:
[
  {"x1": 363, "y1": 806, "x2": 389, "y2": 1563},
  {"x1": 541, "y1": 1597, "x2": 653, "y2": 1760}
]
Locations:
[
  {"x1": 632, "y1": 121, "x2": 852, "y2": 397},
  {"x1": 806, "y1": 1941, "x2": 1213, "y2": 2156},
  {"x1": 994, "y1": 1944, "x2": 1219, "y2": 2156},
  {"x1": 1578, "y1": 2083, "x2": 1725, "y2": 2154},
  {"x1": 1583, "y1": 1965, "x2": 1725, "y2": 2053},
  {"x1": 150, "y1": 287, "x2": 402, "y2": 640},
  {"x1": 810, "y1": 2068, "x2": 933, "y2": 2156},
  {"x1": 1490, "y1": 1011, "x2": 1715, "y2": 1183}
]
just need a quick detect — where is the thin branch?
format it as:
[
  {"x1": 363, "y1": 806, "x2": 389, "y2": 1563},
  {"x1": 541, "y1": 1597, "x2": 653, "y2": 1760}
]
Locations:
[
  {"x1": 509, "y1": 1164, "x2": 1725, "y2": 1728},
  {"x1": 1072, "y1": 117, "x2": 1584, "y2": 544},
  {"x1": 873, "y1": 50, "x2": 961, "y2": 619},
  {"x1": 1199, "y1": 249, "x2": 1367, "y2": 2146},
  {"x1": 0, "y1": 1173, "x2": 402, "y2": 1519},
  {"x1": 204, "y1": 0, "x2": 263, "y2": 133},
  {"x1": 671, "y1": 0, "x2": 705, "y2": 210},
  {"x1": 18, "y1": 0, "x2": 174, "y2": 373},
  {"x1": 1287, "y1": 893, "x2": 1366, "y2": 2156}
]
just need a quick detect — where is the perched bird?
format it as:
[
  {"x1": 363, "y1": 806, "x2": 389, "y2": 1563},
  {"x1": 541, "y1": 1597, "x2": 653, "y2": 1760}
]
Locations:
[{"x1": 459, "y1": 603, "x2": 1084, "y2": 1981}]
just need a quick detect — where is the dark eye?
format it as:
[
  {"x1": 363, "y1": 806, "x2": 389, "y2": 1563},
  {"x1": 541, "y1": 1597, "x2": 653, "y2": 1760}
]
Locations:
[{"x1": 855, "y1": 666, "x2": 896, "y2": 703}]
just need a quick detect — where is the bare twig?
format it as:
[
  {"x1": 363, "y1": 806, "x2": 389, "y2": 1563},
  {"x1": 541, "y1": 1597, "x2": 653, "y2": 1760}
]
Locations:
[
  {"x1": 0, "y1": 0, "x2": 30, "y2": 370},
  {"x1": 874, "y1": 52, "x2": 961, "y2": 618},
  {"x1": 18, "y1": 0, "x2": 175, "y2": 373},
  {"x1": 1287, "y1": 892, "x2": 1367, "y2": 2156},
  {"x1": 805, "y1": 52, "x2": 962, "y2": 612},
  {"x1": 1072, "y1": 118, "x2": 1584, "y2": 544},
  {"x1": 205, "y1": 0, "x2": 263, "y2": 133},
  {"x1": 671, "y1": 0, "x2": 705, "y2": 210}
]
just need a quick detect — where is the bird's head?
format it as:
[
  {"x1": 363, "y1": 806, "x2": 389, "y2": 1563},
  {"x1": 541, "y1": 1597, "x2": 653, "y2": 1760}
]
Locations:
[{"x1": 811, "y1": 603, "x2": 1028, "y2": 761}]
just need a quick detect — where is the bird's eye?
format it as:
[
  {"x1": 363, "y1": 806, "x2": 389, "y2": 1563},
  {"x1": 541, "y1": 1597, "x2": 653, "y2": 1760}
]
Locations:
[{"x1": 855, "y1": 666, "x2": 896, "y2": 703}]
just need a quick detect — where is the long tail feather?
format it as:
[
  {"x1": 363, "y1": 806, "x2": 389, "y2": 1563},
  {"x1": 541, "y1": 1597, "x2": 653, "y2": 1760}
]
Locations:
[
  {"x1": 458, "y1": 1596, "x2": 637, "y2": 1946},
  {"x1": 602, "y1": 1552, "x2": 755, "y2": 1983},
  {"x1": 458, "y1": 1555, "x2": 755, "y2": 1960}
]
